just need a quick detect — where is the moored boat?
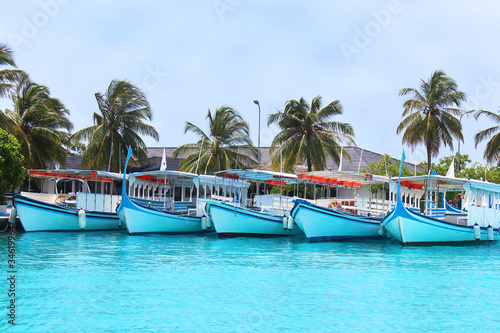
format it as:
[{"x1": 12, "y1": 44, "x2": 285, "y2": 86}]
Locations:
[
  {"x1": 205, "y1": 169, "x2": 303, "y2": 237},
  {"x1": 291, "y1": 171, "x2": 390, "y2": 241},
  {"x1": 14, "y1": 169, "x2": 125, "y2": 232},
  {"x1": 382, "y1": 173, "x2": 500, "y2": 245},
  {"x1": 118, "y1": 148, "x2": 249, "y2": 235}
]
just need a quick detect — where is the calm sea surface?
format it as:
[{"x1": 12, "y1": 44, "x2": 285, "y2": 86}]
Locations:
[{"x1": 1, "y1": 228, "x2": 500, "y2": 332}]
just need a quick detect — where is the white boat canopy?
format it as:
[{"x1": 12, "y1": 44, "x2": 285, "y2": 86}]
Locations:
[{"x1": 129, "y1": 170, "x2": 250, "y2": 188}]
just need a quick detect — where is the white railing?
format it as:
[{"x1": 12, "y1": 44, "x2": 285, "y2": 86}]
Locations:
[
  {"x1": 330, "y1": 197, "x2": 390, "y2": 217},
  {"x1": 253, "y1": 194, "x2": 295, "y2": 211},
  {"x1": 76, "y1": 193, "x2": 121, "y2": 213}
]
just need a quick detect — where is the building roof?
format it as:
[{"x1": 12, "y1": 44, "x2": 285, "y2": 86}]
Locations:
[
  {"x1": 64, "y1": 156, "x2": 83, "y2": 170},
  {"x1": 329, "y1": 146, "x2": 418, "y2": 173}
]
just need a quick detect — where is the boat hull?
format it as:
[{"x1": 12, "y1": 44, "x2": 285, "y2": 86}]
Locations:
[
  {"x1": 205, "y1": 201, "x2": 303, "y2": 237},
  {"x1": 291, "y1": 201, "x2": 382, "y2": 242},
  {"x1": 382, "y1": 207, "x2": 500, "y2": 245},
  {"x1": 118, "y1": 195, "x2": 211, "y2": 235},
  {"x1": 14, "y1": 195, "x2": 123, "y2": 232}
]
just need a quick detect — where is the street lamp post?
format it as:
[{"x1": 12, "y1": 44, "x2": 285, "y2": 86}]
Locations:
[
  {"x1": 457, "y1": 109, "x2": 474, "y2": 175},
  {"x1": 254, "y1": 100, "x2": 261, "y2": 170}
]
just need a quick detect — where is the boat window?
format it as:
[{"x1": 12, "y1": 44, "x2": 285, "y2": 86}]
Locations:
[
  {"x1": 112, "y1": 180, "x2": 123, "y2": 195},
  {"x1": 174, "y1": 187, "x2": 182, "y2": 201},
  {"x1": 56, "y1": 180, "x2": 72, "y2": 194},
  {"x1": 88, "y1": 181, "x2": 95, "y2": 193},
  {"x1": 88, "y1": 181, "x2": 102, "y2": 194},
  {"x1": 102, "y1": 182, "x2": 110, "y2": 194}
]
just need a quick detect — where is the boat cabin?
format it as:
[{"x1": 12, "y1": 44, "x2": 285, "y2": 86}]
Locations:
[
  {"x1": 388, "y1": 174, "x2": 500, "y2": 228},
  {"x1": 22, "y1": 169, "x2": 124, "y2": 213},
  {"x1": 127, "y1": 170, "x2": 249, "y2": 216},
  {"x1": 215, "y1": 169, "x2": 299, "y2": 214},
  {"x1": 299, "y1": 171, "x2": 391, "y2": 217}
]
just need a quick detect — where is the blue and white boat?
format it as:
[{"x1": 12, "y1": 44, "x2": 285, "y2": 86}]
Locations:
[
  {"x1": 382, "y1": 173, "x2": 500, "y2": 245},
  {"x1": 14, "y1": 169, "x2": 125, "y2": 232},
  {"x1": 118, "y1": 148, "x2": 249, "y2": 235},
  {"x1": 205, "y1": 169, "x2": 304, "y2": 237},
  {"x1": 290, "y1": 171, "x2": 390, "y2": 241}
]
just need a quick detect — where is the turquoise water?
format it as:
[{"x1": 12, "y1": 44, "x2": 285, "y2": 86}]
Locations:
[{"x1": 2, "y1": 229, "x2": 500, "y2": 332}]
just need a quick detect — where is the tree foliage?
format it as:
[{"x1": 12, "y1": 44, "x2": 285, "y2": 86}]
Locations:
[
  {"x1": 424, "y1": 153, "x2": 471, "y2": 176},
  {"x1": 0, "y1": 76, "x2": 73, "y2": 169},
  {"x1": 430, "y1": 153, "x2": 500, "y2": 183},
  {"x1": 397, "y1": 70, "x2": 467, "y2": 173},
  {"x1": 67, "y1": 141, "x2": 87, "y2": 157},
  {"x1": 72, "y1": 80, "x2": 159, "y2": 172},
  {"x1": 0, "y1": 43, "x2": 25, "y2": 98},
  {"x1": 0, "y1": 128, "x2": 25, "y2": 205},
  {"x1": 362, "y1": 154, "x2": 417, "y2": 195},
  {"x1": 474, "y1": 109, "x2": 500, "y2": 164},
  {"x1": 362, "y1": 154, "x2": 416, "y2": 177},
  {"x1": 173, "y1": 106, "x2": 257, "y2": 174},
  {"x1": 268, "y1": 96, "x2": 355, "y2": 172}
]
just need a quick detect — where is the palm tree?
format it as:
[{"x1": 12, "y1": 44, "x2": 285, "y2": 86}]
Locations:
[
  {"x1": 72, "y1": 79, "x2": 159, "y2": 172},
  {"x1": 397, "y1": 70, "x2": 467, "y2": 173},
  {"x1": 267, "y1": 96, "x2": 355, "y2": 172},
  {"x1": 0, "y1": 44, "x2": 25, "y2": 98},
  {"x1": 474, "y1": 110, "x2": 500, "y2": 164},
  {"x1": 173, "y1": 106, "x2": 257, "y2": 174},
  {"x1": 0, "y1": 76, "x2": 73, "y2": 169}
]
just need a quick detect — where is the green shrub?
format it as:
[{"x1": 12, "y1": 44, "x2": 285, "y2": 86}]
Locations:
[{"x1": 0, "y1": 128, "x2": 26, "y2": 205}]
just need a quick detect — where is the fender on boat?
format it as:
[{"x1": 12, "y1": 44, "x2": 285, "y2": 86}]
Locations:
[
  {"x1": 287, "y1": 216, "x2": 294, "y2": 230},
  {"x1": 9, "y1": 207, "x2": 17, "y2": 223},
  {"x1": 377, "y1": 223, "x2": 384, "y2": 236},
  {"x1": 487, "y1": 225, "x2": 494, "y2": 242},
  {"x1": 78, "y1": 209, "x2": 86, "y2": 230},
  {"x1": 201, "y1": 215, "x2": 208, "y2": 230},
  {"x1": 473, "y1": 223, "x2": 480, "y2": 241},
  {"x1": 206, "y1": 215, "x2": 212, "y2": 229}
]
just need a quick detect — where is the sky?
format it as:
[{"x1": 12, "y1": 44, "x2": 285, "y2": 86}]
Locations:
[{"x1": 2, "y1": 0, "x2": 500, "y2": 167}]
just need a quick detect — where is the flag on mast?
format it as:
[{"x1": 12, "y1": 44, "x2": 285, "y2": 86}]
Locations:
[
  {"x1": 160, "y1": 147, "x2": 167, "y2": 171},
  {"x1": 445, "y1": 157, "x2": 455, "y2": 178}
]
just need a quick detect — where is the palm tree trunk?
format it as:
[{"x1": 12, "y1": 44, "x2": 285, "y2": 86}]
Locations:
[{"x1": 427, "y1": 145, "x2": 432, "y2": 175}]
